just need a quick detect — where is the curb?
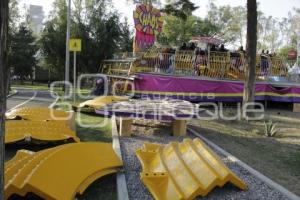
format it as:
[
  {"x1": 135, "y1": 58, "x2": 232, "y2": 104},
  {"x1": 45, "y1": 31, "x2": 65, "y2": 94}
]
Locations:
[
  {"x1": 6, "y1": 90, "x2": 18, "y2": 98},
  {"x1": 187, "y1": 127, "x2": 300, "y2": 200},
  {"x1": 111, "y1": 116, "x2": 130, "y2": 200}
]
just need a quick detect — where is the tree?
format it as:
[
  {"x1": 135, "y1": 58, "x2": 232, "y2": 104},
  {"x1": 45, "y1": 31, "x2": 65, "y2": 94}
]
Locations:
[
  {"x1": 119, "y1": 18, "x2": 134, "y2": 52},
  {"x1": 157, "y1": 15, "x2": 198, "y2": 46},
  {"x1": 9, "y1": 23, "x2": 37, "y2": 83},
  {"x1": 0, "y1": 0, "x2": 9, "y2": 198},
  {"x1": 207, "y1": 2, "x2": 247, "y2": 46},
  {"x1": 278, "y1": 46, "x2": 296, "y2": 59},
  {"x1": 40, "y1": 0, "x2": 132, "y2": 76},
  {"x1": 6, "y1": 0, "x2": 20, "y2": 91},
  {"x1": 157, "y1": 15, "x2": 218, "y2": 47},
  {"x1": 162, "y1": 0, "x2": 198, "y2": 21},
  {"x1": 280, "y1": 8, "x2": 300, "y2": 49},
  {"x1": 257, "y1": 15, "x2": 282, "y2": 51},
  {"x1": 39, "y1": 0, "x2": 68, "y2": 79},
  {"x1": 8, "y1": 0, "x2": 19, "y2": 32},
  {"x1": 243, "y1": 0, "x2": 257, "y2": 119}
]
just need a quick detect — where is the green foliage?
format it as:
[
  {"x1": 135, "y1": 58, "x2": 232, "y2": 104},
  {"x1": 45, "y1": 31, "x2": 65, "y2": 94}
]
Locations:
[
  {"x1": 264, "y1": 120, "x2": 278, "y2": 137},
  {"x1": 39, "y1": 0, "x2": 133, "y2": 77},
  {"x1": 278, "y1": 46, "x2": 296, "y2": 59},
  {"x1": 162, "y1": 0, "x2": 199, "y2": 21},
  {"x1": 8, "y1": 23, "x2": 38, "y2": 82},
  {"x1": 206, "y1": 1, "x2": 300, "y2": 51},
  {"x1": 8, "y1": 0, "x2": 20, "y2": 32},
  {"x1": 207, "y1": 2, "x2": 247, "y2": 46},
  {"x1": 119, "y1": 19, "x2": 134, "y2": 52},
  {"x1": 39, "y1": 0, "x2": 68, "y2": 78},
  {"x1": 280, "y1": 8, "x2": 300, "y2": 49},
  {"x1": 157, "y1": 15, "x2": 218, "y2": 47}
]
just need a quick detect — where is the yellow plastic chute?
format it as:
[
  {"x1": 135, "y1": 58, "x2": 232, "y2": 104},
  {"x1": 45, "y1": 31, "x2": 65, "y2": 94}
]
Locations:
[
  {"x1": 6, "y1": 107, "x2": 70, "y2": 121},
  {"x1": 5, "y1": 142, "x2": 122, "y2": 200},
  {"x1": 136, "y1": 138, "x2": 247, "y2": 200},
  {"x1": 5, "y1": 120, "x2": 80, "y2": 144},
  {"x1": 77, "y1": 96, "x2": 129, "y2": 110}
]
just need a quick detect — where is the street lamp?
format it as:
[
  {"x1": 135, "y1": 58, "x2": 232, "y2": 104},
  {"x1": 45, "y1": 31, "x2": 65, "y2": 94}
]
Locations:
[{"x1": 65, "y1": 0, "x2": 71, "y2": 96}]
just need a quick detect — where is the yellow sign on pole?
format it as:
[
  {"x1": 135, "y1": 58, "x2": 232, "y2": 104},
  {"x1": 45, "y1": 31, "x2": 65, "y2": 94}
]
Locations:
[{"x1": 69, "y1": 39, "x2": 81, "y2": 52}]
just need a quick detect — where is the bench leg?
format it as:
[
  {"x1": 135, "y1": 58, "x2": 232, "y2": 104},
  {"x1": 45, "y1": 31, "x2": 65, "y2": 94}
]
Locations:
[
  {"x1": 172, "y1": 120, "x2": 187, "y2": 136},
  {"x1": 119, "y1": 118, "x2": 133, "y2": 137},
  {"x1": 293, "y1": 103, "x2": 300, "y2": 112}
]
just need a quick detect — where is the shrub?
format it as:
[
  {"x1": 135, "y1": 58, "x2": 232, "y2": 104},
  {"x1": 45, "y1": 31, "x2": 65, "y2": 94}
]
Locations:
[{"x1": 264, "y1": 120, "x2": 278, "y2": 137}]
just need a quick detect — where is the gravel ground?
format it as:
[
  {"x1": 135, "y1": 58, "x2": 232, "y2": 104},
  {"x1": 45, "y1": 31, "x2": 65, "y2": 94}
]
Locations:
[{"x1": 120, "y1": 120, "x2": 289, "y2": 200}]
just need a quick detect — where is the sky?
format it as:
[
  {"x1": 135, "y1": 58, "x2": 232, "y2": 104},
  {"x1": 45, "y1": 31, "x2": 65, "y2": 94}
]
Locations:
[{"x1": 20, "y1": 0, "x2": 300, "y2": 25}]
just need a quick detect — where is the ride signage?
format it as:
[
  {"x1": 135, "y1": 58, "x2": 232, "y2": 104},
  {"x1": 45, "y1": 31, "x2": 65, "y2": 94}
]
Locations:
[
  {"x1": 133, "y1": 4, "x2": 163, "y2": 35},
  {"x1": 133, "y1": 4, "x2": 163, "y2": 50}
]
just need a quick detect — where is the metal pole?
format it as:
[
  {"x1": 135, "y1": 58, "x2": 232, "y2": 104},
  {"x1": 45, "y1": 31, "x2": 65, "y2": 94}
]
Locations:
[
  {"x1": 65, "y1": 0, "x2": 71, "y2": 96},
  {"x1": 297, "y1": 40, "x2": 300, "y2": 65},
  {"x1": 73, "y1": 51, "x2": 76, "y2": 103}
]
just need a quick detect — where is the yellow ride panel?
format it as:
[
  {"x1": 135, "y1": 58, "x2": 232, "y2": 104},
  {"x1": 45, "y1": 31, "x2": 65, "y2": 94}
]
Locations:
[
  {"x1": 6, "y1": 107, "x2": 70, "y2": 121},
  {"x1": 78, "y1": 96, "x2": 129, "y2": 109},
  {"x1": 136, "y1": 138, "x2": 247, "y2": 200},
  {"x1": 5, "y1": 142, "x2": 122, "y2": 200},
  {"x1": 5, "y1": 120, "x2": 80, "y2": 144},
  {"x1": 4, "y1": 150, "x2": 34, "y2": 169}
]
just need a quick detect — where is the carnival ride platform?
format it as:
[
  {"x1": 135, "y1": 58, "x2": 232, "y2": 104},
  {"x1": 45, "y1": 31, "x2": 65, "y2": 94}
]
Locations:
[
  {"x1": 133, "y1": 73, "x2": 300, "y2": 103},
  {"x1": 101, "y1": 50, "x2": 300, "y2": 104}
]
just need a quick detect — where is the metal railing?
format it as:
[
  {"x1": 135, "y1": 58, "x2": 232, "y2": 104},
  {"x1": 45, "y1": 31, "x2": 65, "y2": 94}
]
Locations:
[
  {"x1": 133, "y1": 51, "x2": 289, "y2": 81},
  {"x1": 101, "y1": 51, "x2": 291, "y2": 82}
]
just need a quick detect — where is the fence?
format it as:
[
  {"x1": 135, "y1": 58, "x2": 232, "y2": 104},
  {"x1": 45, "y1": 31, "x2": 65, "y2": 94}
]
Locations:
[
  {"x1": 102, "y1": 51, "x2": 290, "y2": 81},
  {"x1": 133, "y1": 51, "x2": 289, "y2": 81}
]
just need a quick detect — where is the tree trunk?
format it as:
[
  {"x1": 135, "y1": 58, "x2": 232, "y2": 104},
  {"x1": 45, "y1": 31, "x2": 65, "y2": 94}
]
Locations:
[
  {"x1": 0, "y1": 0, "x2": 8, "y2": 199},
  {"x1": 6, "y1": 68, "x2": 10, "y2": 95},
  {"x1": 243, "y1": 0, "x2": 257, "y2": 119}
]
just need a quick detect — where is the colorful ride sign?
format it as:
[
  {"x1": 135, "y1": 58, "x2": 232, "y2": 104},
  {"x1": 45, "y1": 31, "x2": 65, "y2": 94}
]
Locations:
[
  {"x1": 133, "y1": 4, "x2": 163, "y2": 35},
  {"x1": 133, "y1": 4, "x2": 163, "y2": 50}
]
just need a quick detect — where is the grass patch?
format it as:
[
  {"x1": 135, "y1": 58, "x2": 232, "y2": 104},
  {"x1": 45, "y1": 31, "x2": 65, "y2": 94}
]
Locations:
[
  {"x1": 190, "y1": 109, "x2": 300, "y2": 196},
  {"x1": 12, "y1": 82, "x2": 91, "y2": 96},
  {"x1": 76, "y1": 112, "x2": 112, "y2": 143},
  {"x1": 56, "y1": 100, "x2": 112, "y2": 142},
  {"x1": 12, "y1": 84, "x2": 49, "y2": 90}
]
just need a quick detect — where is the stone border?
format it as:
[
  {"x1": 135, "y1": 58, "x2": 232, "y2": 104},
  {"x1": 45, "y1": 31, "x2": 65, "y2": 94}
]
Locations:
[
  {"x1": 111, "y1": 116, "x2": 130, "y2": 200},
  {"x1": 188, "y1": 127, "x2": 300, "y2": 200}
]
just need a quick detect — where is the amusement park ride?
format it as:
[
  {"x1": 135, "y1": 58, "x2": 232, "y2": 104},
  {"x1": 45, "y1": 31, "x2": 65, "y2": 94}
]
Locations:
[
  {"x1": 4, "y1": 2, "x2": 300, "y2": 200},
  {"x1": 100, "y1": 1, "x2": 300, "y2": 111}
]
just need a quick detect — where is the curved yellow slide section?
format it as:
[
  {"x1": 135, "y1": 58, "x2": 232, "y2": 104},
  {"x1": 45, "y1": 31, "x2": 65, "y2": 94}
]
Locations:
[
  {"x1": 6, "y1": 107, "x2": 70, "y2": 121},
  {"x1": 78, "y1": 96, "x2": 129, "y2": 109},
  {"x1": 5, "y1": 142, "x2": 122, "y2": 200},
  {"x1": 136, "y1": 138, "x2": 247, "y2": 200},
  {"x1": 5, "y1": 120, "x2": 80, "y2": 144}
]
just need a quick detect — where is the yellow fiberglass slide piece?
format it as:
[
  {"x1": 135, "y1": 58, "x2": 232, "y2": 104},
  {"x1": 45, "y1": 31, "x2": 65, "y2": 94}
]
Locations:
[
  {"x1": 77, "y1": 96, "x2": 129, "y2": 109},
  {"x1": 5, "y1": 120, "x2": 80, "y2": 144},
  {"x1": 6, "y1": 107, "x2": 70, "y2": 121},
  {"x1": 136, "y1": 138, "x2": 247, "y2": 200},
  {"x1": 5, "y1": 142, "x2": 122, "y2": 200}
]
